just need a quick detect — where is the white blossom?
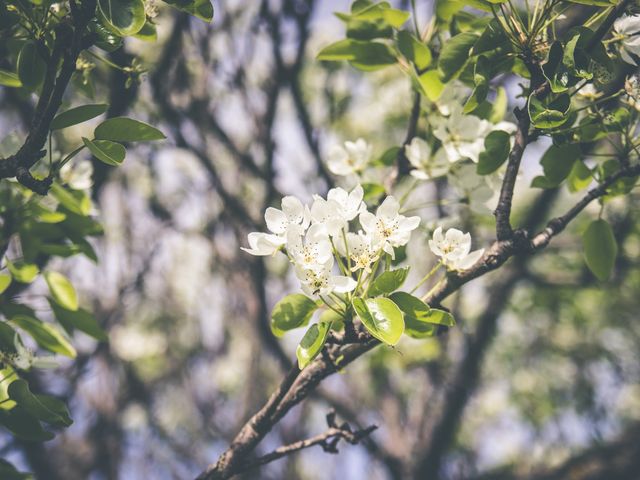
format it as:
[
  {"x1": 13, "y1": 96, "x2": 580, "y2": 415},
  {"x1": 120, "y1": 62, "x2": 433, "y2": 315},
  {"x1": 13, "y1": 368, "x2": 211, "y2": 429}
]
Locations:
[
  {"x1": 326, "y1": 185, "x2": 366, "y2": 222},
  {"x1": 60, "y1": 160, "x2": 93, "y2": 191},
  {"x1": 327, "y1": 138, "x2": 372, "y2": 176},
  {"x1": 404, "y1": 137, "x2": 450, "y2": 180},
  {"x1": 2, "y1": 334, "x2": 58, "y2": 370},
  {"x1": 429, "y1": 226, "x2": 484, "y2": 271},
  {"x1": 359, "y1": 196, "x2": 420, "y2": 258},
  {"x1": 264, "y1": 196, "x2": 309, "y2": 236},
  {"x1": 286, "y1": 224, "x2": 333, "y2": 271},
  {"x1": 241, "y1": 232, "x2": 286, "y2": 256},
  {"x1": 295, "y1": 261, "x2": 356, "y2": 297},
  {"x1": 614, "y1": 15, "x2": 640, "y2": 66},
  {"x1": 338, "y1": 231, "x2": 381, "y2": 273},
  {"x1": 432, "y1": 108, "x2": 492, "y2": 163},
  {"x1": 242, "y1": 196, "x2": 309, "y2": 256}
]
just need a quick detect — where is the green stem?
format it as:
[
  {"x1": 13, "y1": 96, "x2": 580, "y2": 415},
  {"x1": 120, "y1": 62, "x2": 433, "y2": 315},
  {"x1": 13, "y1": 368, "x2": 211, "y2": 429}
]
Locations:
[{"x1": 410, "y1": 261, "x2": 443, "y2": 294}]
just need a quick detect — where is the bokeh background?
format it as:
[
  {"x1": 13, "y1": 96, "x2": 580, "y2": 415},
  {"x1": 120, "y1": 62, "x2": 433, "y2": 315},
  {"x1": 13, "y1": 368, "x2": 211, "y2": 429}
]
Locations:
[{"x1": 1, "y1": 1, "x2": 640, "y2": 479}]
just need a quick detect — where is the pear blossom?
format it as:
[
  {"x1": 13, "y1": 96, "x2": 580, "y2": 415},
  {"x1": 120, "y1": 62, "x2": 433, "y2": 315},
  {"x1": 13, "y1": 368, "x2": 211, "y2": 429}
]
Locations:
[
  {"x1": 286, "y1": 224, "x2": 333, "y2": 271},
  {"x1": 429, "y1": 226, "x2": 484, "y2": 271},
  {"x1": 432, "y1": 108, "x2": 493, "y2": 163},
  {"x1": 60, "y1": 160, "x2": 93, "y2": 191},
  {"x1": 613, "y1": 15, "x2": 640, "y2": 66},
  {"x1": 326, "y1": 185, "x2": 366, "y2": 221},
  {"x1": 404, "y1": 138, "x2": 450, "y2": 180},
  {"x1": 327, "y1": 138, "x2": 372, "y2": 176},
  {"x1": 295, "y1": 261, "x2": 356, "y2": 297},
  {"x1": 337, "y1": 231, "x2": 381, "y2": 273},
  {"x1": 359, "y1": 196, "x2": 420, "y2": 258},
  {"x1": 241, "y1": 232, "x2": 286, "y2": 256},
  {"x1": 242, "y1": 196, "x2": 309, "y2": 256},
  {"x1": 309, "y1": 196, "x2": 347, "y2": 237},
  {"x1": 264, "y1": 196, "x2": 309, "y2": 236},
  {"x1": 1, "y1": 334, "x2": 58, "y2": 370},
  {"x1": 449, "y1": 163, "x2": 495, "y2": 215}
]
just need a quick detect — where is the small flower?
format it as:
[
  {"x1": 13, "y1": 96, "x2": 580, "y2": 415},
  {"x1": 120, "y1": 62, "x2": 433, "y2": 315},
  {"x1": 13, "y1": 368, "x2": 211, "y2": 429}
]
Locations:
[
  {"x1": 295, "y1": 261, "x2": 356, "y2": 297},
  {"x1": 429, "y1": 226, "x2": 484, "y2": 271},
  {"x1": 404, "y1": 138, "x2": 450, "y2": 180},
  {"x1": 241, "y1": 232, "x2": 286, "y2": 256},
  {"x1": 432, "y1": 108, "x2": 492, "y2": 163},
  {"x1": 60, "y1": 160, "x2": 93, "y2": 191},
  {"x1": 359, "y1": 196, "x2": 420, "y2": 258},
  {"x1": 286, "y1": 224, "x2": 333, "y2": 271},
  {"x1": 3, "y1": 334, "x2": 58, "y2": 370},
  {"x1": 326, "y1": 185, "x2": 366, "y2": 222},
  {"x1": 337, "y1": 231, "x2": 381, "y2": 273},
  {"x1": 614, "y1": 15, "x2": 640, "y2": 66},
  {"x1": 242, "y1": 195, "x2": 309, "y2": 256},
  {"x1": 264, "y1": 196, "x2": 309, "y2": 236},
  {"x1": 327, "y1": 138, "x2": 372, "y2": 176}
]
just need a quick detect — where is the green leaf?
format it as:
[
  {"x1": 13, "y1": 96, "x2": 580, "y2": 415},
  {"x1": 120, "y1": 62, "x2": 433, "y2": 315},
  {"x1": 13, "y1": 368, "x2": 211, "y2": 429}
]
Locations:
[
  {"x1": 489, "y1": 86, "x2": 508, "y2": 123},
  {"x1": 49, "y1": 300, "x2": 107, "y2": 341},
  {"x1": 0, "y1": 407, "x2": 54, "y2": 441},
  {"x1": 17, "y1": 41, "x2": 46, "y2": 91},
  {"x1": 0, "y1": 458, "x2": 31, "y2": 480},
  {"x1": 477, "y1": 130, "x2": 511, "y2": 175},
  {"x1": 133, "y1": 19, "x2": 157, "y2": 41},
  {"x1": 11, "y1": 315, "x2": 76, "y2": 358},
  {"x1": 97, "y1": 0, "x2": 146, "y2": 36},
  {"x1": 417, "y1": 69, "x2": 445, "y2": 101},
  {"x1": 438, "y1": 32, "x2": 479, "y2": 82},
  {"x1": 270, "y1": 294, "x2": 319, "y2": 337},
  {"x1": 368, "y1": 268, "x2": 409, "y2": 297},
  {"x1": 567, "y1": 160, "x2": 592, "y2": 193},
  {"x1": 362, "y1": 182, "x2": 386, "y2": 202},
  {"x1": 397, "y1": 31, "x2": 432, "y2": 70},
  {"x1": 51, "y1": 104, "x2": 109, "y2": 130},
  {"x1": 162, "y1": 0, "x2": 214, "y2": 22},
  {"x1": 422, "y1": 308, "x2": 455, "y2": 326},
  {"x1": 0, "y1": 274, "x2": 12, "y2": 294},
  {"x1": 8, "y1": 380, "x2": 72, "y2": 427},
  {"x1": 540, "y1": 143, "x2": 580, "y2": 185},
  {"x1": 389, "y1": 292, "x2": 434, "y2": 338},
  {"x1": 317, "y1": 39, "x2": 397, "y2": 71},
  {"x1": 6, "y1": 259, "x2": 39, "y2": 284},
  {"x1": 82, "y1": 137, "x2": 126, "y2": 167},
  {"x1": 44, "y1": 272, "x2": 78, "y2": 311},
  {"x1": 94, "y1": 117, "x2": 166, "y2": 142},
  {"x1": 583, "y1": 219, "x2": 617, "y2": 281},
  {"x1": 0, "y1": 69, "x2": 22, "y2": 88},
  {"x1": 296, "y1": 321, "x2": 332, "y2": 369},
  {"x1": 528, "y1": 93, "x2": 570, "y2": 129},
  {"x1": 50, "y1": 183, "x2": 92, "y2": 216},
  {"x1": 353, "y1": 297, "x2": 404, "y2": 345}
]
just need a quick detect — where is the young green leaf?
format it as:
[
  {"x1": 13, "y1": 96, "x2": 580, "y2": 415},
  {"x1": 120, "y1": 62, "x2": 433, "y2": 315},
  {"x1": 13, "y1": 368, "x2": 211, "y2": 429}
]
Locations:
[
  {"x1": 82, "y1": 137, "x2": 126, "y2": 166},
  {"x1": 162, "y1": 0, "x2": 214, "y2": 22},
  {"x1": 10, "y1": 315, "x2": 77, "y2": 358},
  {"x1": 418, "y1": 69, "x2": 445, "y2": 101},
  {"x1": 353, "y1": 297, "x2": 404, "y2": 345},
  {"x1": 50, "y1": 183, "x2": 92, "y2": 216},
  {"x1": 567, "y1": 160, "x2": 592, "y2": 193},
  {"x1": 389, "y1": 292, "x2": 434, "y2": 338},
  {"x1": 397, "y1": 31, "x2": 432, "y2": 70},
  {"x1": 49, "y1": 300, "x2": 108, "y2": 341},
  {"x1": 0, "y1": 274, "x2": 11, "y2": 294},
  {"x1": 271, "y1": 294, "x2": 319, "y2": 337},
  {"x1": 477, "y1": 130, "x2": 511, "y2": 175},
  {"x1": 296, "y1": 321, "x2": 332, "y2": 369},
  {"x1": 438, "y1": 32, "x2": 479, "y2": 83},
  {"x1": 17, "y1": 41, "x2": 46, "y2": 91},
  {"x1": 0, "y1": 408, "x2": 54, "y2": 441},
  {"x1": 0, "y1": 69, "x2": 22, "y2": 88},
  {"x1": 51, "y1": 104, "x2": 109, "y2": 130},
  {"x1": 317, "y1": 39, "x2": 397, "y2": 71},
  {"x1": 583, "y1": 219, "x2": 617, "y2": 281},
  {"x1": 367, "y1": 267, "x2": 409, "y2": 297},
  {"x1": 94, "y1": 117, "x2": 166, "y2": 142},
  {"x1": 97, "y1": 0, "x2": 146, "y2": 36},
  {"x1": 540, "y1": 143, "x2": 581, "y2": 185},
  {"x1": 8, "y1": 380, "x2": 72, "y2": 427},
  {"x1": 44, "y1": 272, "x2": 79, "y2": 312},
  {"x1": 6, "y1": 260, "x2": 39, "y2": 284}
]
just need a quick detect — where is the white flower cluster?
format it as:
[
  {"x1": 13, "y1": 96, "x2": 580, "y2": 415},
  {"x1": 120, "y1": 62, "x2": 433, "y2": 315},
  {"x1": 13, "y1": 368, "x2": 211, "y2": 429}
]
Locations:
[
  {"x1": 242, "y1": 185, "x2": 421, "y2": 297},
  {"x1": 327, "y1": 138, "x2": 372, "y2": 176}
]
